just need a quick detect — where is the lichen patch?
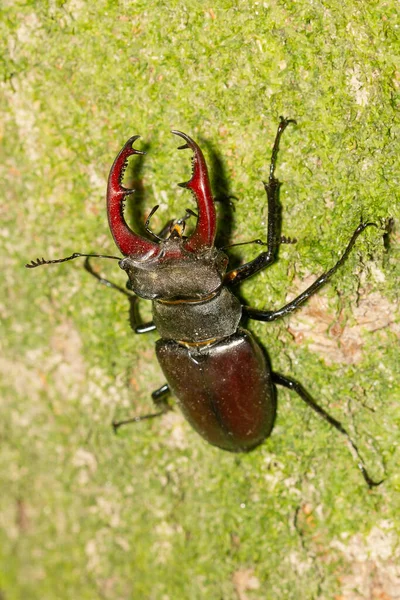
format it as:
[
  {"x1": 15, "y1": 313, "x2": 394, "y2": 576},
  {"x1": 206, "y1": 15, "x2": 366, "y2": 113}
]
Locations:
[
  {"x1": 286, "y1": 277, "x2": 399, "y2": 365},
  {"x1": 331, "y1": 525, "x2": 400, "y2": 600}
]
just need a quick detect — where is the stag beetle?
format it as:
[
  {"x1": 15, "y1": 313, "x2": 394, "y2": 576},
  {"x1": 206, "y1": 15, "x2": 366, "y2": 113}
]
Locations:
[{"x1": 27, "y1": 118, "x2": 382, "y2": 487}]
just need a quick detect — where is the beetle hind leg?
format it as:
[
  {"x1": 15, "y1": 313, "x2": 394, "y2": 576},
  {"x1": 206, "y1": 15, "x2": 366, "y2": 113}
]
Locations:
[
  {"x1": 272, "y1": 372, "x2": 383, "y2": 488},
  {"x1": 112, "y1": 384, "x2": 171, "y2": 432}
]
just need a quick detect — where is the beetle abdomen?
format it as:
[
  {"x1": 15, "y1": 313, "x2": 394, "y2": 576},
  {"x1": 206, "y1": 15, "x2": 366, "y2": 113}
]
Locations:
[{"x1": 156, "y1": 329, "x2": 276, "y2": 452}]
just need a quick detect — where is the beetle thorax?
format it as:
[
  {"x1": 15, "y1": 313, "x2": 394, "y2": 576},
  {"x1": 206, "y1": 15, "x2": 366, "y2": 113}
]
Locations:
[{"x1": 119, "y1": 241, "x2": 229, "y2": 301}]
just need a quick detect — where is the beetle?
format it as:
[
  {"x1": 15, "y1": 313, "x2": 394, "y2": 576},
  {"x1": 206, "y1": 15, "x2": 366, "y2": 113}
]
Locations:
[{"x1": 26, "y1": 118, "x2": 382, "y2": 487}]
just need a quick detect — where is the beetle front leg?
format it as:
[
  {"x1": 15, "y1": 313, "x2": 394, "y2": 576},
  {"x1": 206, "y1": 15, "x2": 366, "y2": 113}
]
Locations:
[
  {"x1": 84, "y1": 257, "x2": 156, "y2": 334},
  {"x1": 135, "y1": 322, "x2": 157, "y2": 334},
  {"x1": 225, "y1": 117, "x2": 296, "y2": 286},
  {"x1": 84, "y1": 256, "x2": 131, "y2": 296},
  {"x1": 243, "y1": 222, "x2": 377, "y2": 322},
  {"x1": 272, "y1": 372, "x2": 383, "y2": 488},
  {"x1": 112, "y1": 383, "x2": 171, "y2": 432}
]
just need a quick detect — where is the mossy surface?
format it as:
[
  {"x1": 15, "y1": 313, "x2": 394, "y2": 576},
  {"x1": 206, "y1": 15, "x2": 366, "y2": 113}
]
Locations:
[{"x1": 1, "y1": 2, "x2": 399, "y2": 598}]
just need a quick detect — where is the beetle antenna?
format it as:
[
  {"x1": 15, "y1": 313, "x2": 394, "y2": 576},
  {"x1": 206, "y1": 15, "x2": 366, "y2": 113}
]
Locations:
[
  {"x1": 280, "y1": 235, "x2": 297, "y2": 244},
  {"x1": 25, "y1": 252, "x2": 121, "y2": 269},
  {"x1": 222, "y1": 235, "x2": 297, "y2": 250},
  {"x1": 222, "y1": 238, "x2": 268, "y2": 250}
]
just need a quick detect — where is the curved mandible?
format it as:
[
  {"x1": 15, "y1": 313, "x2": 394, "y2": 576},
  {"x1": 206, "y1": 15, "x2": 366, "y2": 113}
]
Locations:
[
  {"x1": 107, "y1": 136, "x2": 160, "y2": 258},
  {"x1": 172, "y1": 131, "x2": 217, "y2": 252}
]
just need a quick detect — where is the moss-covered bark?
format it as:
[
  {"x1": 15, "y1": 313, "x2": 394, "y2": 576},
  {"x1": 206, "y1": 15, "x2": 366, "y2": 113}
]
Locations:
[{"x1": 1, "y1": 1, "x2": 399, "y2": 598}]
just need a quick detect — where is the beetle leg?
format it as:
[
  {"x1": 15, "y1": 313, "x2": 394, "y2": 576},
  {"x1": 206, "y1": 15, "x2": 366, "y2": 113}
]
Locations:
[
  {"x1": 112, "y1": 384, "x2": 171, "y2": 432},
  {"x1": 225, "y1": 117, "x2": 296, "y2": 286},
  {"x1": 151, "y1": 383, "x2": 170, "y2": 403},
  {"x1": 272, "y1": 372, "x2": 383, "y2": 488},
  {"x1": 84, "y1": 257, "x2": 157, "y2": 334},
  {"x1": 84, "y1": 256, "x2": 132, "y2": 296},
  {"x1": 135, "y1": 322, "x2": 157, "y2": 334},
  {"x1": 243, "y1": 222, "x2": 377, "y2": 322}
]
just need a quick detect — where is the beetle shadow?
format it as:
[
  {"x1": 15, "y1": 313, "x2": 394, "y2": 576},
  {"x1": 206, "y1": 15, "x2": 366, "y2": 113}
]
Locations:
[
  {"x1": 382, "y1": 217, "x2": 395, "y2": 252},
  {"x1": 204, "y1": 138, "x2": 288, "y2": 278},
  {"x1": 123, "y1": 141, "x2": 152, "y2": 238},
  {"x1": 201, "y1": 139, "x2": 237, "y2": 249}
]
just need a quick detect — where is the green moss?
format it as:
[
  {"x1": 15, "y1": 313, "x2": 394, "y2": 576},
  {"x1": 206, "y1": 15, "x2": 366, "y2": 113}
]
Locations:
[{"x1": 1, "y1": 1, "x2": 399, "y2": 598}]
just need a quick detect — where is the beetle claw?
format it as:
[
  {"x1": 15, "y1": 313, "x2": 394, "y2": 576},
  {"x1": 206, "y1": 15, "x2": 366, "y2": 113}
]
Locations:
[
  {"x1": 171, "y1": 130, "x2": 217, "y2": 251},
  {"x1": 107, "y1": 136, "x2": 159, "y2": 258}
]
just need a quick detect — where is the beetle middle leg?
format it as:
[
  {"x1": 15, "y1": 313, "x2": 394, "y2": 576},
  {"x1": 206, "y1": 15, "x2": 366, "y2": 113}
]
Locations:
[
  {"x1": 112, "y1": 383, "x2": 171, "y2": 432},
  {"x1": 272, "y1": 372, "x2": 383, "y2": 488},
  {"x1": 243, "y1": 221, "x2": 376, "y2": 322},
  {"x1": 84, "y1": 256, "x2": 171, "y2": 429}
]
